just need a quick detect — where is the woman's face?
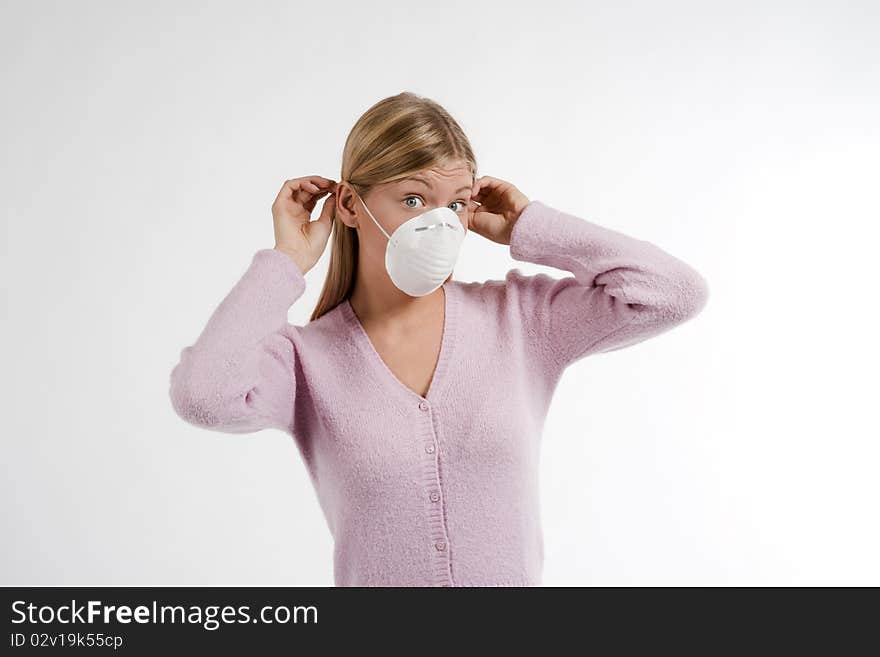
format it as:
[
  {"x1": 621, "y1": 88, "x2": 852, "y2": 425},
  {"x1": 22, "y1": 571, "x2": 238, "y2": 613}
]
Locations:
[{"x1": 355, "y1": 163, "x2": 474, "y2": 263}]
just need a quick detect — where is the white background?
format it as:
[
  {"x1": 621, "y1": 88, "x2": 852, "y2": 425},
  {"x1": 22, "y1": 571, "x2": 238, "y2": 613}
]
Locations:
[{"x1": 2, "y1": 0, "x2": 877, "y2": 586}]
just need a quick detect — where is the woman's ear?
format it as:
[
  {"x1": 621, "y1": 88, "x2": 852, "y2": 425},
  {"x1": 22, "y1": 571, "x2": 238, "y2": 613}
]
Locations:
[{"x1": 335, "y1": 182, "x2": 360, "y2": 229}]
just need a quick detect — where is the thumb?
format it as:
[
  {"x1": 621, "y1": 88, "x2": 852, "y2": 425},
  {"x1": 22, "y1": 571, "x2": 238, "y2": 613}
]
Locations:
[
  {"x1": 317, "y1": 192, "x2": 336, "y2": 228},
  {"x1": 304, "y1": 192, "x2": 335, "y2": 245},
  {"x1": 468, "y1": 205, "x2": 489, "y2": 237},
  {"x1": 466, "y1": 200, "x2": 481, "y2": 232}
]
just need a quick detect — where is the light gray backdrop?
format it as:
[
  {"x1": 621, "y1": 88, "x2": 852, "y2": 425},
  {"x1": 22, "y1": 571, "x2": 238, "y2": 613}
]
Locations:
[{"x1": 2, "y1": 0, "x2": 877, "y2": 585}]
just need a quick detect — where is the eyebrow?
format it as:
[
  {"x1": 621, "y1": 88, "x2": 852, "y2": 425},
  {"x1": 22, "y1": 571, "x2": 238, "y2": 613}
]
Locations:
[{"x1": 404, "y1": 175, "x2": 472, "y2": 195}]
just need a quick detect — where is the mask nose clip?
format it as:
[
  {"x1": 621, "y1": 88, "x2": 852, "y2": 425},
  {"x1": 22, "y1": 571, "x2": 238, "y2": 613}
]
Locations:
[{"x1": 414, "y1": 221, "x2": 462, "y2": 232}]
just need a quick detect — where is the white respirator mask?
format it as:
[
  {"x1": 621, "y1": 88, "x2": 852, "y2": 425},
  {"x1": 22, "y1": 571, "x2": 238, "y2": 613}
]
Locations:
[{"x1": 353, "y1": 192, "x2": 467, "y2": 297}]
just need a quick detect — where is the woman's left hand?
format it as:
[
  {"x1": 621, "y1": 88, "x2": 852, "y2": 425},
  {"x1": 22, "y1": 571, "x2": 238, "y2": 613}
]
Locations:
[{"x1": 467, "y1": 175, "x2": 531, "y2": 245}]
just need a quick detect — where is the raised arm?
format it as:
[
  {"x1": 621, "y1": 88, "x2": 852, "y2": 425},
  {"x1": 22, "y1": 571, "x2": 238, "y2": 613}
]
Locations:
[
  {"x1": 169, "y1": 175, "x2": 337, "y2": 433},
  {"x1": 169, "y1": 248, "x2": 306, "y2": 434},
  {"x1": 507, "y1": 200, "x2": 710, "y2": 371}
]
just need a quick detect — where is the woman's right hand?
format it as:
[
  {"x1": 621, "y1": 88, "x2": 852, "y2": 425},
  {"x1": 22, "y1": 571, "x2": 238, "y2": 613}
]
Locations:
[{"x1": 271, "y1": 175, "x2": 338, "y2": 274}]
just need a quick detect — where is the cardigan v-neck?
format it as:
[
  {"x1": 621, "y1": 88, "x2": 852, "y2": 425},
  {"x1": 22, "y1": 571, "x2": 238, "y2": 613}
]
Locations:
[
  {"x1": 169, "y1": 199, "x2": 710, "y2": 586},
  {"x1": 338, "y1": 281, "x2": 458, "y2": 406}
]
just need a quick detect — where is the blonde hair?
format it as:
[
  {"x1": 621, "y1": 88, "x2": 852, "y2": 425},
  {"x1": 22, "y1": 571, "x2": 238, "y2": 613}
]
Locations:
[{"x1": 309, "y1": 91, "x2": 477, "y2": 322}]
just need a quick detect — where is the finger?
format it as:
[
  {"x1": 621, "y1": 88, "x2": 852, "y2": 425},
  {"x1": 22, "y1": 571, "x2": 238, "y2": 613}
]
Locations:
[
  {"x1": 279, "y1": 177, "x2": 333, "y2": 199},
  {"x1": 285, "y1": 178, "x2": 330, "y2": 210},
  {"x1": 316, "y1": 192, "x2": 336, "y2": 227},
  {"x1": 273, "y1": 178, "x2": 303, "y2": 207},
  {"x1": 471, "y1": 176, "x2": 489, "y2": 199},
  {"x1": 471, "y1": 175, "x2": 505, "y2": 201},
  {"x1": 472, "y1": 178, "x2": 505, "y2": 206},
  {"x1": 307, "y1": 176, "x2": 337, "y2": 189},
  {"x1": 286, "y1": 180, "x2": 316, "y2": 208}
]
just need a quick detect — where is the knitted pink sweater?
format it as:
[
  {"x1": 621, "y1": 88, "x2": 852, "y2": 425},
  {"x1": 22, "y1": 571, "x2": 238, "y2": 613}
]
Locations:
[{"x1": 169, "y1": 199, "x2": 709, "y2": 586}]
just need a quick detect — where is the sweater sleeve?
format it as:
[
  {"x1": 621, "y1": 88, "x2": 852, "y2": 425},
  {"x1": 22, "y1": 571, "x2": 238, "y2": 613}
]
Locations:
[
  {"x1": 169, "y1": 248, "x2": 306, "y2": 434},
  {"x1": 507, "y1": 199, "x2": 709, "y2": 371}
]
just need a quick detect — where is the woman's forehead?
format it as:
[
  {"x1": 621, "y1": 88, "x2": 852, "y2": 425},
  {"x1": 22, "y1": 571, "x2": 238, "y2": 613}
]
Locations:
[{"x1": 396, "y1": 166, "x2": 474, "y2": 189}]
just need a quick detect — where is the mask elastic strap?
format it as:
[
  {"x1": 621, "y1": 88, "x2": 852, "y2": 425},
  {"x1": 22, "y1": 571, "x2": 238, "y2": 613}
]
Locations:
[{"x1": 354, "y1": 192, "x2": 392, "y2": 241}]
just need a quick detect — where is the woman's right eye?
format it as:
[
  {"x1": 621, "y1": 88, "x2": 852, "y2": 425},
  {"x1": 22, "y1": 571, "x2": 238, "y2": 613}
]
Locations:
[{"x1": 404, "y1": 196, "x2": 424, "y2": 209}]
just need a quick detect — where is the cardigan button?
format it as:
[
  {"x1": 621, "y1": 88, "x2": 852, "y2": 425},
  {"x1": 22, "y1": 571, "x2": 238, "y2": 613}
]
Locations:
[
  {"x1": 430, "y1": 492, "x2": 440, "y2": 502},
  {"x1": 425, "y1": 444, "x2": 435, "y2": 454},
  {"x1": 435, "y1": 541, "x2": 446, "y2": 551},
  {"x1": 418, "y1": 401, "x2": 429, "y2": 411}
]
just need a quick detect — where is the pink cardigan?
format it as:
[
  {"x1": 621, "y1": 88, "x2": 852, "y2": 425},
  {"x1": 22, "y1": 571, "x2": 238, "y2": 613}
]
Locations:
[{"x1": 169, "y1": 199, "x2": 709, "y2": 586}]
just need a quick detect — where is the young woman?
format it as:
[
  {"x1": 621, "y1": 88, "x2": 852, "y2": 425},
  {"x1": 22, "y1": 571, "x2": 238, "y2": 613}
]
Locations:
[{"x1": 169, "y1": 92, "x2": 710, "y2": 587}]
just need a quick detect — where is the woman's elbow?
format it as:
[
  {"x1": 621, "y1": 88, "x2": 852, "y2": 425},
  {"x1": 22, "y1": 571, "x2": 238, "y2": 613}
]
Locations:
[
  {"x1": 169, "y1": 363, "x2": 224, "y2": 428},
  {"x1": 669, "y1": 266, "x2": 710, "y2": 323}
]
